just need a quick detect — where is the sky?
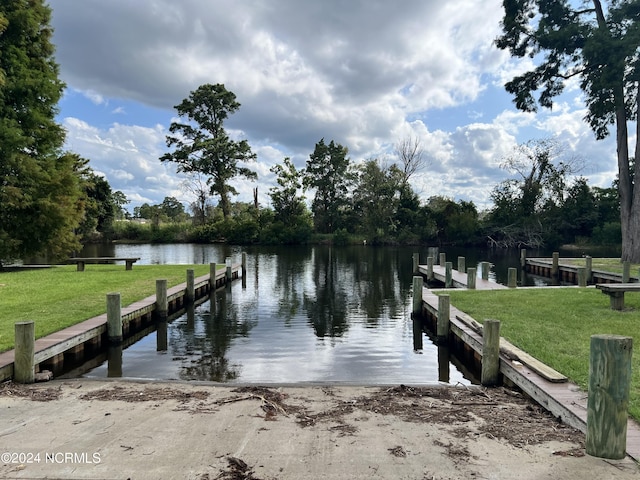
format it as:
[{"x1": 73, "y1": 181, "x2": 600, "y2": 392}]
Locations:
[{"x1": 48, "y1": 0, "x2": 623, "y2": 214}]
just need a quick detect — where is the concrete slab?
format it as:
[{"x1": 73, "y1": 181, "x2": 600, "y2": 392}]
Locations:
[{"x1": 0, "y1": 379, "x2": 638, "y2": 480}]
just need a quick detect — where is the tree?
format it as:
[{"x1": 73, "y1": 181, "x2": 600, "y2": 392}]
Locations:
[
  {"x1": 304, "y1": 139, "x2": 354, "y2": 234},
  {"x1": 487, "y1": 139, "x2": 579, "y2": 246},
  {"x1": 352, "y1": 159, "x2": 404, "y2": 242},
  {"x1": 0, "y1": 1, "x2": 85, "y2": 263},
  {"x1": 496, "y1": 0, "x2": 640, "y2": 261},
  {"x1": 160, "y1": 84, "x2": 257, "y2": 219},
  {"x1": 160, "y1": 196, "x2": 187, "y2": 222},
  {"x1": 269, "y1": 158, "x2": 307, "y2": 223},
  {"x1": 394, "y1": 135, "x2": 428, "y2": 185}
]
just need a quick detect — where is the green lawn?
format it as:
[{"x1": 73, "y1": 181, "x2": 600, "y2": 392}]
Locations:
[
  {"x1": 563, "y1": 257, "x2": 640, "y2": 277},
  {"x1": 446, "y1": 287, "x2": 640, "y2": 421},
  {"x1": 0, "y1": 264, "x2": 213, "y2": 353}
]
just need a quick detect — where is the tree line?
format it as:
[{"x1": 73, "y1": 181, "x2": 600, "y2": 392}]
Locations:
[{"x1": 0, "y1": 0, "x2": 637, "y2": 264}]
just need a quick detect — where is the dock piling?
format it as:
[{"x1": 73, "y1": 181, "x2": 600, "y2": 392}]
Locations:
[
  {"x1": 226, "y1": 257, "x2": 232, "y2": 281},
  {"x1": 457, "y1": 256, "x2": 466, "y2": 273},
  {"x1": 585, "y1": 256, "x2": 593, "y2": 283},
  {"x1": 577, "y1": 267, "x2": 587, "y2": 287},
  {"x1": 467, "y1": 267, "x2": 477, "y2": 290},
  {"x1": 586, "y1": 334, "x2": 632, "y2": 459},
  {"x1": 242, "y1": 252, "x2": 247, "y2": 278},
  {"x1": 426, "y1": 256, "x2": 434, "y2": 281},
  {"x1": 412, "y1": 253, "x2": 420, "y2": 274},
  {"x1": 156, "y1": 279, "x2": 168, "y2": 321},
  {"x1": 439, "y1": 252, "x2": 446, "y2": 267},
  {"x1": 481, "y1": 319, "x2": 501, "y2": 386},
  {"x1": 412, "y1": 276, "x2": 424, "y2": 317},
  {"x1": 186, "y1": 269, "x2": 195, "y2": 303},
  {"x1": 551, "y1": 252, "x2": 559, "y2": 278},
  {"x1": 480, "y1": 261, "x2": 490, "y2": 280},
  {"x1": 437, "y1": 295, "x2": 450, "y2": 342},
  {"x1": 445, "y1": 262, "x2": 452, "y2": 288},
  {"x1": 507, "y1": 268, "x2": 517, "y2": 288},
  {"x1": 520, "y1": 249, "x2": 527, "y2": 268},
  {"x1": 106, "y1": 293, "x2": 123, "y2": 344},
  {"x1": 209, "y1": 263, "x2": 217, "y2": 290},
  {"x1": 14, "y1": 321, "x2": 35, "y2": 384}
]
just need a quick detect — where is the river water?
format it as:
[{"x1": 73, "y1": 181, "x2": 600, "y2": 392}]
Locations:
[{"x1": 80, "y1": 243, "x2": 608, "y2": 384}]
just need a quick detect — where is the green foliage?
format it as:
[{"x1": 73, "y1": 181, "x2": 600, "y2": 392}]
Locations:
[
  {"x1": 304, "y1": 139, "x2": 354, "y2": 234},
  {"x1": 160, "y1": 84, "x2": 257, "y2": 219},
  {"x1": 333, "y1": 228, "x2": 350, "y2": 246},
  {"x1": 269, "y1": 157, "x2": 310, "y2": 225},
  {"x1": 352, "y1": 160, "x2": 404, "y2": 243},
  {"x1": 592, "y1": 221, "x2": 623, "y2": 245},
  {"x1": 425, "y1": 196, "x2": 480, "y2": 245},
  {"x1": 496, "y1": 0, "x2": 640, "y2": 260},
  {"x1": 0, "y1": 1, "x2": 85, "y2": 262}
]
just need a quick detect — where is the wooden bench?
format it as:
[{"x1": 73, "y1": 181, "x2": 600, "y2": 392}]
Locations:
[
  {"x1": 596, "y1": 283, "x2": 640, "y2": 310},
  {"x1": 67, "y1": 257, "x2": 140, "y2": 271}
]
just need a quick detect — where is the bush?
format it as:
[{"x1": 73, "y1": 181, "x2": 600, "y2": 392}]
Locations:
[{"x1": 591, "y1": 222, "x2": 622, "y2": 245}]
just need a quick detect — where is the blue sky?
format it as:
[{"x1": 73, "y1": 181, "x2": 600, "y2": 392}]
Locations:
[{"x1": 48, "y1": 0, "x2": 622, "y2": 213}]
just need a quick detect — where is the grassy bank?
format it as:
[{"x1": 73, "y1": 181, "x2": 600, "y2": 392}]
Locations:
[
  {"x1": 446, "y1": 287, "x2": 640, "y2": 421},
  {"x1": 0, "y1": 264, "x2": 212, "y2": 353}
]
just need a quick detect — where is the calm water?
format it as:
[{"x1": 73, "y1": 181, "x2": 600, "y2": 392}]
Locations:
[{"x1": 81, "y1": 243, "x2": 608, "y2": 384}]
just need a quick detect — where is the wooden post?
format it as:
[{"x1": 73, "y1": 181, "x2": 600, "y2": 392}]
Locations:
[
  {"x1": 520, "y1": 249, "x2": 527, "y2": 268},
  {"x1": 445, "y1": 262, "x2": 452, "y2": 288},
  {"x1": 412, "y1": 317, "x2": 423, "y2": 351},
  {"x1": 107, "y1": 344, "x2": 123, "y2": 378},
  {"x1": 156, "y1": 320, "x2": 168, "y2": 351},
  {"x1": 467, "y1": 267, "x2": 477, "y2": 290},
  {"x1": 412, "y1": 276, "x2": 424, "y2": 317},
  {"x1": 457, "y1": 256, "x2": 465, "y2": 273},
  {"x1": 412, "y1": 253, "x2": 420, "y2": 274},
  {"x1": 226, "y1": 257, "x2": 232, "y2": 281},
  {"x1": 585, "y1": 256, "x2": 593, "y2": 284},
  {"x1": 437, "y1": 294, "x2": 450, "y2": 342},
  {"x1": 507, "y1": 268, "x2": 517, "y2": 288},
  {"x1": 209, "y1": 262, "x2": 217, "y2": 291},
  {"x1": 439, "y1": 252, "x2": 446, "y2": 266},
  {"x1": 551, "y1": 252, "x2": 559, "y2": 278},
  {"x1": 481, "y1": 319, "x2": 501, "y2": 386},
  {"x1": 14, "y1": 321, "x2": 35, "y2": 384},
  {"x1": 156, "y1": 279, "x2": 168, "y2": 320},
  {"x1": 426, "y1": 256, "x2": 434, "y2": 281},
  {"x1": 437, "y1": 345, "x2": 451, "y2": 383},
  {"x1": 586, "y1": 334, "x2": 633, "y2": 459},
  {"x1": 106, "y1": 293, "x2": 122, "y2": 344},
  {"x1": 577, "y1": 267, "x2": 587, "y2": 287},
  {"x1": 480, "y1": 261, "x2": 490, "y2": 280},
  {"x1": 242, "y1": 252, "x2": 247, "y2": 278},
  {"x1": 186, "y1": 269, "x2": 195, "y2": 303},
  {"x1": 623, "y1": 261, "x2": 630, "y2": 283}
]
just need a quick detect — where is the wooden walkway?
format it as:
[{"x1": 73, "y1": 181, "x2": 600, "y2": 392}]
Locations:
[
  {"x1": 0, "y1": 265, "x2": 241, "y2": 382},
  {"x1": 420, "y1": 287, "x2": 640, "y2": 461},
  {"x1": 418, "y1": 264, "x2": 508, "y2": 290}
]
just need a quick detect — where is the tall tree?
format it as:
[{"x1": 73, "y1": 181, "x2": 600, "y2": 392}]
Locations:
[
  {"x1": 352, "y1": 159, "x2": 404, "y2": 242},
  {"x1": 304, "y1": 139, "x2": 354, "y2": 234},
  {"x1": 269, "y1": 157, "x2": 308, "y2": 224},
  {"x1": 394, "y1": 135, "x2": 427, "y2": 186},
  {"x1": 0, "y1": 1, "x2": 85, "y2": 263},
  {"x1": 496, "y1": 0, "x2": 640, "y2": 261},
  {"x1": 161, "y1": 84, "x2": 257, "y2": 219}
]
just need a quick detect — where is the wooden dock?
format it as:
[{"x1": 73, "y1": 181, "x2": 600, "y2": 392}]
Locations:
[
  {"x1": 0, "y1": 264, "x2": 242, "y2": 382},
  {"x1": 525, "y1": 257, "x2": 639, "y2": 284},
  {"x1": 418, "y1": 264, "x2": 508, "y2": 290},
  {"x1": 418, "y1": 287, "x2": 640, "y2": 461}
]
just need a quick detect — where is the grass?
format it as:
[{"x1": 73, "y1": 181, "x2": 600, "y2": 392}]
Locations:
[
  {"x1": 563, "y1": 257, "x2": 640, "y2": 277},
  {"x1": 445, "y1": 287, "x2": 640, "y2": 421},
  {"x1": 0, "y1": 264, "x2": 213, "y2": 353}
]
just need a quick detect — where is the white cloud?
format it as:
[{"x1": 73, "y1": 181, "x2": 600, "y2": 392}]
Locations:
[{"x1": 49, "y1": 0, "x2": 620, "y2": 211}]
